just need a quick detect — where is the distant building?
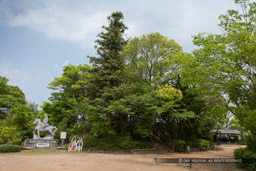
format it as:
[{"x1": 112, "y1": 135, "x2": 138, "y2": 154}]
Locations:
[{"x1": 210, "y1": 128, "x2": 241, "y2": 143}]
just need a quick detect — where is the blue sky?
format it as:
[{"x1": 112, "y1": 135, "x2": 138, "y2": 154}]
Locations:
[{"x1": 0, "y1": 0, "x2": 239, "y2": 107}]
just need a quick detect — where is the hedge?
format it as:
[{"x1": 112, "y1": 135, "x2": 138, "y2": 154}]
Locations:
[
  {"x1": 234, "y1": 147, "x2": 256, "y2": 171},
  {"x1": 0, "y1": 144, "x2": 21, "y2": 153},
  {"x1": 187, "y1": 138, "x2": 214, "y2": 151},
  {"x1": 83, "y1": 136, "x2": 152, "y2": 150},
  {"x1": 172, "y1": 139, "x2": 186, "y2": 152}
]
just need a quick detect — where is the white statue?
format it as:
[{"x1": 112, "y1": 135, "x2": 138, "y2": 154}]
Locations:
[
  {"x1": 33, "y1": 114, "x2": 57, "y2": 140},
  {"x1": 42, "y1": 114, "x2": 49, "y2": 129}
]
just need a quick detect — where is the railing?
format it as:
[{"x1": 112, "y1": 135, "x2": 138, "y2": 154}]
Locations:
[{"x1": 152, "y1": 127, "x2": 172, "y2": 152}]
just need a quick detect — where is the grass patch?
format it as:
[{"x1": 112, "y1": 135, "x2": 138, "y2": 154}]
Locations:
[{"x1": 21, "y1": 149, "x2": 69, "y2": 154}]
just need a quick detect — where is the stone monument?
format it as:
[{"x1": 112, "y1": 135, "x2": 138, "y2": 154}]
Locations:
[{"x1": 25, "y1": 114, "x2": 59, "y2": 149}]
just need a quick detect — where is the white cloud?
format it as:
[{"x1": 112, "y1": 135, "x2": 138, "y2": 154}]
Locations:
[
  {"x1": 55, "y1": 59, "x2": 71, "y2": 74},
  {"x1": 0, "y1": 62, "x2": 29, "y2": 83},
  {"x1": 0, "y1": 61, "x2": 53, "y2": 105},
  {"x1": 0, "y1": 0, "x2": 113, "y2": 47},
  {"x1": 0, "y1": 0, "x2": 238, "y2": 51},
  {"x1": 7, "y1": 8, "x2": 108, "y2": 44},
  {"x1": 62, "y1": 59, "x2": 70, "y2": 66},
  {"x1": 0, "y1": 0, "x2": 243, "y2": 106}
]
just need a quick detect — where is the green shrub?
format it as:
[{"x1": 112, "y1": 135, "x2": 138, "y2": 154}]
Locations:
[
  {"x1": 245, "y1": 134, "x2": 256, "y2": 153},
  {"x1": 83, "y1": 135, "x2": 152, "y2": 150},
  {"x1": 0, "y1": 144, "x2": 21, "y2": 153},
  {"x1": 39, "y1": 132, "x2": 48, "y2": 138},
  {"x1": 197, "y1": 139, "x2": 214, "y2": 151},
  {"x1": 186, "y1": 138, "x2": 199, "y2": 148},
  {"x1": 234, "y1": 147, "x2": 256, "y2": 171},
  {"x1": 0, "y1": 126, "x2": 22, "y2": 145},
  {"x1": 173, "y1": 139, "x2": 186, "y2": 152},
  {"x1": 131, "y1": 140, "x2": 153, "y2": 149},
  {"x1": 201, "y1": 132, "x2": 214, "y2": 142},
  {"x1": 187, "y1": 138, "x2": 214, "y2": 151},
  {"x1": 83, "y1": 136, "x2": 128, "y2": 149}
]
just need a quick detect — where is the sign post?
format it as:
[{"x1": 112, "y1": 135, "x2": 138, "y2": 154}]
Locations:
[{"x1": 60, "y1": 132, "x2": 67, "y2": 147}]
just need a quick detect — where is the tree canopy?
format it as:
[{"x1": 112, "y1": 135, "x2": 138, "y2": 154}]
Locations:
[
  {"x1": 2, "y1": 2, "x2": 256, "y2": 157},
  {"x1": 181, "y1": 0, "x2": 256, "y2": 135},
  {"x1": 40, "y1": 12, "x2": 218, "y2": 149},
  {"x1": 0, "y1": 76, "x2": 34, "y2": 144}
]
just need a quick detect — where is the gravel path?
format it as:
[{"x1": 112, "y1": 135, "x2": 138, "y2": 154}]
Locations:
[{"x1": 0, "y1": 144, "x2": 245, "y2": 171}]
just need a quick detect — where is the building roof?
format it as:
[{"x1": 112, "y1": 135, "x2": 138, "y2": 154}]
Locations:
[{"x1": 210, "y1": 128, "x2": 240, "y2": 134}]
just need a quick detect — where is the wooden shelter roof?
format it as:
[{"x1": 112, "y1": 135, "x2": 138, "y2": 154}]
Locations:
[{"x1": 210, "y1": 128, "x2": 240, "y2": 134}]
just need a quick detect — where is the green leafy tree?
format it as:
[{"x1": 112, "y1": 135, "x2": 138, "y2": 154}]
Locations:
[
  {"x1": 0, "y1": 126, "x2": 22, "y2": 145},
  {"x1": 106, "y1": 82, "x2": 155, "y2": 139},
  {"x1": 27, "y1": 102, "x2": 40, "y2": 117},
  {"x1": 122, "y1": 32, "x2": 182, "y2": 86},
  {"x1": 42, "y1": 64, "x2": 91, "y2": 134},
  {"x1": 0, "y1": 76, "x2": 26, "y2": 119},
  {"x1": 188, "y1": 0, "x2": 256, "y2": 134},
  {"x1": 154, "y1": 84, "x2": 183, "y2": 113},
  {"x1": 86, "y1": 11, "x2": 128, "y2": 137},
  {"x1": 0, "y1": 76, "x2": 33, "y2": 144},
  {"x1": 42, "y1": 11, "x2": 230, "y2": 148},
  {"x1": 121, "y1": 34, "x2": 203, "y2": 140}
]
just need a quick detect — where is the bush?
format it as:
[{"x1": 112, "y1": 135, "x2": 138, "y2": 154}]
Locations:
[
  {"x1": 186, "y1": 138, "x2": 199, "y2": 148},
  {"x1": 245, "y1": 134, "x2": 256, "y2": 153},
  {"x1": 83, "y1": 135, "x2": 153, "y2": 150},
  {"x1": 173, "y1": 139, "x2": 186, "y2": 152},
  {"x1": 0, "y1": 144, "x2": 21, "y2": 153},
  {"x1": 0, "y1": 126, "x2": 22, "y2": 145},
  {"x1": 187, "y1": 138, "x2": 214, "y2": 151},
  {"x1": 197, "y1": 139, "x2": 214, "y2": 151},
  {"x1": 131, "y1": 140, "x2": 153, "y2": 149},
  {"x1": 39, "y1": 132, "x2": 48, "y2": 138},
  {"x1": 234, "y1": 147, "x2": 256, "y2": 171},
  {"x1": 83, "y1": 136, "x2": 129, "y2": 149}
]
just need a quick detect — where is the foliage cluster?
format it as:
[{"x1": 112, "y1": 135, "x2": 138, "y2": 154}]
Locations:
[
  {"x1": 182, "y1": 0, "x2": 256, "y2": 135},
  {"x1": 172, "y1": 139, "x2": 186, "y2": 152},
  {"x1": 0, "y1": 76, "x2": 35, "y2": 145},
  {"x1": 41, "y1": 2, "x2": 252, "y2": 149},
  {"x1": 0, "y1": 144, "x2": 21, "y2": 153},
  {"x1": 187, "y1": 138, "x2": 214, "y2": 151},
  {"x1": 41, "y1": 11, "x2": 216, "y2": 148},
  {"x1": 234, "y1": 147, "x2": 256, "y2": 171},
  {"x1": 172, "y1": 138, "x2": 214, "y2": 152},
  {"x1": 1, "y1": 0, "x2": 255, "y2": 153},
  {"x1": 245, "y1": 134, "x2": 256, "y2": 153},
  {"x1": 83, "y1": 135, "x2": 152, "y2": 150}
]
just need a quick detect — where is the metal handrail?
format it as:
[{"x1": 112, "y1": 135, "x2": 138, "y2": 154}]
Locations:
[{"x1": 152, "y1": 127, "x2": 172, "y2": 151}]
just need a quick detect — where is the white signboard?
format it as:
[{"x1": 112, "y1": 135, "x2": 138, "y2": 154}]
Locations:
[
  {"x1": 60, "y1": 132, "x2": 67, "y2": 139},
  {"x1": 37, "y1": 143, "x2": 49, "y2": 147}
]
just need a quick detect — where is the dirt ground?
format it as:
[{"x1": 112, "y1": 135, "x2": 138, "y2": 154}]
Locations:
[{"x1": 0, "y1": 144, "x2": 245, "y2": 171}]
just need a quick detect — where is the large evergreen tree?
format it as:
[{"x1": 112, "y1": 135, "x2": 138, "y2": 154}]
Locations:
[
  {"x1": 89, "y1": 11, "x2": 128, "y2": 102},
  {"x1": 86, "y1": 11, "x2": 128, "y2": 137}
]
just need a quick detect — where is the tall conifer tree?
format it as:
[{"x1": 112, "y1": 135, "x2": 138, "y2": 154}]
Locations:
[
  {"x1": 89, "y1": 11, "x2": 128, "y2": 102},
  {"x1": 86, "y1": 12, "x2": 128, "y2": 136}
]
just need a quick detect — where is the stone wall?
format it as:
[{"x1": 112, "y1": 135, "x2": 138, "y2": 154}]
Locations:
[{"x1": 25, "y1": 139, "x2": 59, "y2": 149}]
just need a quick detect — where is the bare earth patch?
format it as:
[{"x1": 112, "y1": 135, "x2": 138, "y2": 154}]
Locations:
[{"x1": 0, "y1": 144, "x2": 245, "y2": 171}]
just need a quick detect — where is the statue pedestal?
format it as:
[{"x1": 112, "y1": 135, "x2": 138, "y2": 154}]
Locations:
[{"x1": 24, "y1": 139, "x2": 59, "y2": 149}]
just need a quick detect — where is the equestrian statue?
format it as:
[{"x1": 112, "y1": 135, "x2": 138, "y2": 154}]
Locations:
[{"x1": 33, "y1": 114, "x2": 57, "y2": 140}]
